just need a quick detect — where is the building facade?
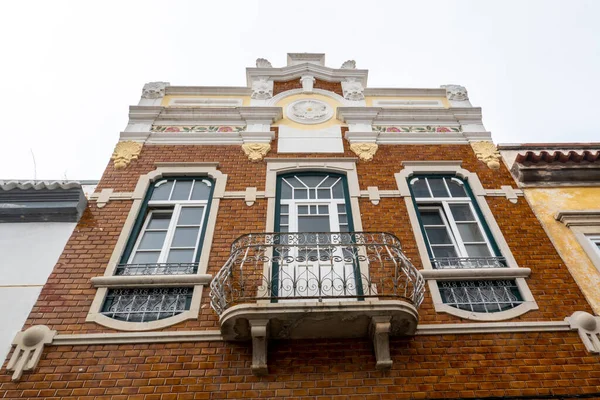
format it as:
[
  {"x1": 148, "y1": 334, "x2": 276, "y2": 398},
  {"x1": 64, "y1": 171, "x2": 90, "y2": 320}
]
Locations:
[
  {"x1": 0, "y1": 180, "x2": 93, "y2": 363},
  {"x1": 2, "y1": 54, "x2": 600, "y2": 399},
  {"x1": 500, "y1": 143, "x2": 600, "y2": 316}
]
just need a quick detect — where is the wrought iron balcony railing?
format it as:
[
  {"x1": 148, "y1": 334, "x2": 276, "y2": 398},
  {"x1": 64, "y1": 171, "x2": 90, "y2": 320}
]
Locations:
[
  {"x1": 430, "y1": 256, "x2": 507, "y2": 269},
  {"x1": 115, "y1": 263, "x2": 197, "y2": 276},
  {"x1": 210, "y1": 232, "x2": 426, "y2": 315}
]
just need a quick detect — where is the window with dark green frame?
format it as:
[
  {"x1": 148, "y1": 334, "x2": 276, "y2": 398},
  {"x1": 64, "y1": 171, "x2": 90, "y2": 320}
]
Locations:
[
  {"x1": 100, "y1": 177, "x2": 214, "y2": 322},
  {"x1": 272, "y1": 172, "x2": 363, "y2": 299},
  {"x1": 117, "y1": 177, "x2": 214, "y2": 275},
  {"x1": 409, "y1": 175, "x2": 524, "y2": 313}
]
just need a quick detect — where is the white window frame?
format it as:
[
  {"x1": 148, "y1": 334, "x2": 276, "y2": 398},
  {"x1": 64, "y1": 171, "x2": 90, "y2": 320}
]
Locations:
[
  {"x1": 556, "y1": 211, "x2": 600, "y2": 274},
  {"x1": 86, "y1": 163, "x2": 227, "y2": 331},
  {"x1": 395, "y1": 161, "x2": 537, "y2": 321},
  {"x1": 128, "y1": 179, "x2": 211, "y2": 265}
]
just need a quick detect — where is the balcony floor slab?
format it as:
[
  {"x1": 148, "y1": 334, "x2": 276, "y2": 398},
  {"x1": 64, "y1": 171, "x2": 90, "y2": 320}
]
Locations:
[{"x1": 219, "y1": 300, "x2": 419, "y2": 341}]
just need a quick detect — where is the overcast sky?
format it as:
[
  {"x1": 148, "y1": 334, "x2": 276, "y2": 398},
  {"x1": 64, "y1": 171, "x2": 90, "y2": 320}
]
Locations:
[{"x1": 1, "y1": 1, "x2": 598, "y2": 181}]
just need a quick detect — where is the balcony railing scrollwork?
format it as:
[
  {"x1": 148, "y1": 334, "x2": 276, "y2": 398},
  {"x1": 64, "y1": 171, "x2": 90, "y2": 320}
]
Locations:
[{"x1": 210, "y1": 232, "x2": 426, "y2": 315}]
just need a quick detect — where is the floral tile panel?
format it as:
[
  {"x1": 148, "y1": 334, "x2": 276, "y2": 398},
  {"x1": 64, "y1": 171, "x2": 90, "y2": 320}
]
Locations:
[
  {"x1": 373, "y1": 126, "x2": 462, "y2": 133},
  {"x1": 151, "y1": 126, "x2": 246, "y2": 133}
]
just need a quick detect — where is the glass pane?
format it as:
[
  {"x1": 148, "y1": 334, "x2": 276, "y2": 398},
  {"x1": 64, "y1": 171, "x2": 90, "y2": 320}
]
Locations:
[
  {"x1": 419, "y1": 210, "x2": 443, "y2": 225},
  {"x1": 337, "y1": 204, "x2": 346, "y2": 213},
  {"x1": 309, "y1": 189, "x2": 316, "y2": 199},
  {"x1": 332, "y1": 181, "x2": 344, "y2": 199},
  {"x1": 432, "y1": 246, "x2": 458, "y2": 258},
  {"x1": 138, "y1": 231, "x2": 167, "y2": 250},
  {"x1": 151, "y1": 181, "x2": 173, "y2": 201},
  {"x1": 289, "y1": 177, "x2": 306, "y2": 188},
  {"x1": 298, "y1": 205, "x2": 308, "y2": 214},
  {"x1": 321, "y1": 177, "x2": 339, "y2": 188},
  {"x1": 280, "y1": 204, "x2": 289, "y2": 213},
  {"x1": 446, "y1": 178, "x2": 467, "y2": 197},
  {"x1": 132, "y1": 251, "x2": 160, "y2": 264},
  {"x1": 425, "y1": 227, "x2": 453, "y2": 244},
  {"x1": 465, "y1": 244, "x2": 492, "y2": 257},
  {"x1": 428, "y1": 178, "x2": 449, "y2": 198},
  {"x1": 172, "y1": 227, "x2": 200, "y2": 247},
  {"x1": 317, "y1": 189, "x2": 331, "y2": 199},
  {"x1": 178, "y1": 207, "x2": 204, "y2": 225},
  {"x1": 450, "y1": 204, "x2": 475, "y2": 222},
  {"x1": 190, "y1": 180, "x2": 211, "y2": 200},
  {"x1": 147, "y1": 213, "x2": 172, "y2": 230},
  {"x1": 318, "y1": 205, "x2": 328, "y2": 214},
  {"x1": 167, "y1": 249, "x2": 195, "y2": 263},
  {"x1": 298, "y1": 176, "x2": 326, "y2": 188},
  {"x1": 339, "y1": 225, "x2": 349, "y2": 232},
  {"x1": 298, "y1": 216, "x2": 330, "y2": 232},
  {"x1": 171, "y1": 181, "x2": 193, "y2": 200},
  {"x1": 411, "y1": 179, "x2": 430, "y2": 198},
  {"x1": 457, "y1": 223, "x2": 485, "y2": 242},
  {"x1": 295, "y1": 189, "x2": 308, "y2": 199},
  {"x1": 280, "y1": 215, "x2": 289, "y2": 224},
  {"x1": 281, "y1": 183, "x2": 293, "y2": 199},
  {"x1": 310, "y1": 205, "x2": 317, "y2": 214},
  {"x1": 339, "y1": 215, "x2": 348, "y2": 224}
]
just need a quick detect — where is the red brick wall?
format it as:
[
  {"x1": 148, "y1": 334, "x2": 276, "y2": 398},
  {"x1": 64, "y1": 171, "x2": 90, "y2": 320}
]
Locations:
[
  {"x1": 273, "y1": 78, "x2": 343, "y2": 97},
  {"x1": 22, "y1": 139, "x2": 593, "y2": 334},
  {"x1": 2, "y1": 332, "x2": 600, "y2": 399},
  {"x1": 5, "y1": 131, "x2": 599, "y2": 398}
]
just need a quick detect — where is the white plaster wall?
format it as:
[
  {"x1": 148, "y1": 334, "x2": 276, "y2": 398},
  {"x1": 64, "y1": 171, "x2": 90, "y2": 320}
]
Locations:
[
  {"x1": 277, "y1": 126, "x2": 344, "y2": 153},
  {"x1": 0, "y1": 222, "x2": 76, "y2": 362}
]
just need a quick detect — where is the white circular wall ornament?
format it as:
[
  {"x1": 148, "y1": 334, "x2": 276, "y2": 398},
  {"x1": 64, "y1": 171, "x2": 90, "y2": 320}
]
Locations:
[{"x1": 286, "y1": 99, "x2": 333, "y2": 125}]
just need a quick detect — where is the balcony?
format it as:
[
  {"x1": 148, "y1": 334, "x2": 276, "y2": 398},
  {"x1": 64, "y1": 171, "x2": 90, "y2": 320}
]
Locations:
[{"x1": 210, "y1": 232, "x2": 425, "y2": 373}]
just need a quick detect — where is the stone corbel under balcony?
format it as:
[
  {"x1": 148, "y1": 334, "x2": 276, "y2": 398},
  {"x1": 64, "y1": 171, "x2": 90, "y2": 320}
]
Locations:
[{"x1": 220, "y1": 301, "x2": 419, "y2": 375}]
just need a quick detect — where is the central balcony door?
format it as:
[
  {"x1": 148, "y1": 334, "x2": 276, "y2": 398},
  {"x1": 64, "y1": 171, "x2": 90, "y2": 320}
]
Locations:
[{"x1": 274, "y1": 173, "x2": 361, "y2": 300}]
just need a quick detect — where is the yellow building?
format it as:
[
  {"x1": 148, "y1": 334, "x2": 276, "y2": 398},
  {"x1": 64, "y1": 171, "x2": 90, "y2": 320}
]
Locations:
[{"x1": 501, "y1": 143, "x2": 600, "y2": 314}]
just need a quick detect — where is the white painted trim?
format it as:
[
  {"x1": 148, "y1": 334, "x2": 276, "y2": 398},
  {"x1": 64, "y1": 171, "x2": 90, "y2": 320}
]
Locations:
[
  {"x1": 86, "y1": 164, "x2": 227, "y2": 331},
  {"x1": 372, "y1": 99, "x2": 444, "y2": 108},
  {"x1": 394, "y1": 162, "x2": 538, "y2": 321},
  {"x1": 53, "y1": 330, "x2": 223, "y2": 345},
  {"x1": 555, "y1": 210, "x2": 600, "y2": 227},
  {"x1": 572, "y1": 228, "x2": 600, "y2": 273},
  {"x1": 420, "y1": 268, "x2": 531, "y2": 280},
  {"x1": 38, "y1": 320, "x2": 575, "y2": 346},
  {"x1": 90, "y1": 274, "x2": 212, "y2": 288},
  {"x1": 168, "y1": 98, "x2": 243, "y2": 107},
  {"x1": 246, "y1": 63, "x2": 368, "y2": 88},
  {"x1": 416, "y1": 320, "x2": 570, "y2": 335}
]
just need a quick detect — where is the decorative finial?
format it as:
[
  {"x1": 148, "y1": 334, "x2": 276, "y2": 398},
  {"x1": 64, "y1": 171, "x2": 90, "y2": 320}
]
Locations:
[
  {"x1": 142, "y1": 82, "x2": 169, "y2": 99},
  {"x1": 441, "y1": 84, "x2": 469, "y2": 101},
  {"x1": 256, "y1": 58, "x2": 273, "y2": 68},
  {"x1": 341, "y1": 60, "x2": 356, "y2": 69}
]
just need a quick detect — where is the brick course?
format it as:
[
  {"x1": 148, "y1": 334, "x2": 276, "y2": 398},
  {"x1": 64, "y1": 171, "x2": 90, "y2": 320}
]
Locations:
[{"x1": 2, "y1": 333, "x2": 600, "y2": 399}]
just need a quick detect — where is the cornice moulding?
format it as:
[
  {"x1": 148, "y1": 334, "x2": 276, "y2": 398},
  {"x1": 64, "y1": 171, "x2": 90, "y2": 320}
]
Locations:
[
  {"x1": 129, "y1": 106, "x2": 163, "y2": 121},
  {"x1": 166, "y1": 86, "x2": 252, "y2": 96},
  {"x1": 337, "y1": 107, "x2": 483, "y2": 125},
  {"x1": 555, "y1": 210, "x2": 600, "y2": 226},
  {"x1": 345, "y1": 131, "x2": 473, "y2": 145},
  {"x1": 119, "y1": 131, "x2": 275, "y2": 145},
  {"x1": 246, "y1": 63, "x2": 369, "y2": 86},
  {"x1": 364, "y1": 88, "x2": 447, "y2": 97},
  {"x1": 154, "y1": 107, "x2": 283, "y2": 124}
]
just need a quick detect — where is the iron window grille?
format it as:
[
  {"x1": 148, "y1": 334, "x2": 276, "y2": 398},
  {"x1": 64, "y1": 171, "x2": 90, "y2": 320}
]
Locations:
[
  {"x1": 439, "y1": 280, "x2": 523, "y2": 313},
  {"x1": 100, "y1": 287, "x2": 193, "y2": 322}
]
